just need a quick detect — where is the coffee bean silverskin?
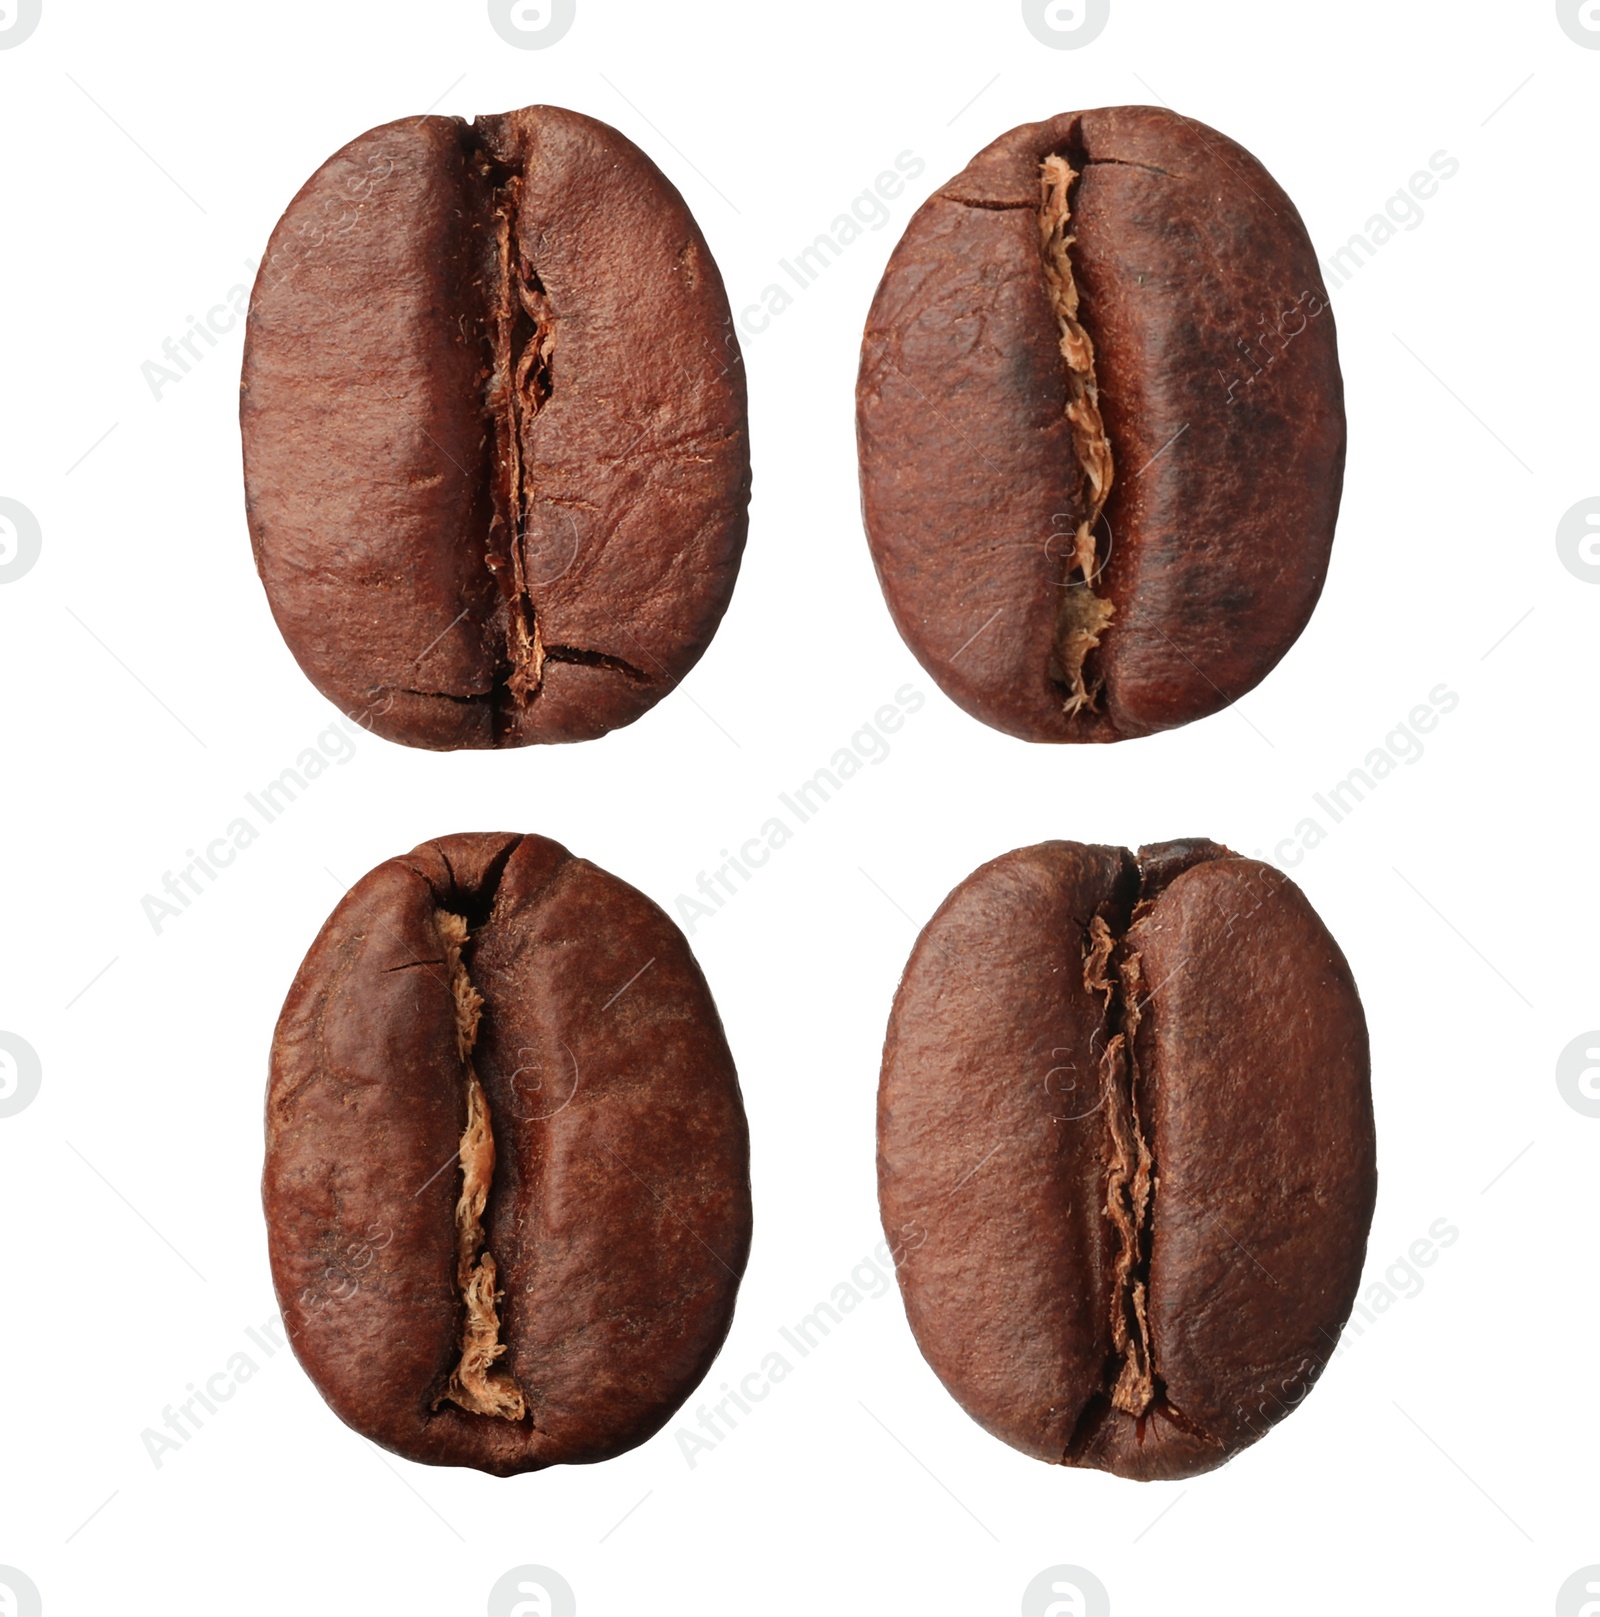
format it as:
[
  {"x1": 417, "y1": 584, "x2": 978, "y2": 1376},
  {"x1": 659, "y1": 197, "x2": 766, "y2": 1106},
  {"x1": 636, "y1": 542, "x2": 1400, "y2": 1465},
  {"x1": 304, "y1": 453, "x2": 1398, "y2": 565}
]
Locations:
[
  {"x1": 877, "y1": 839, "x2": 1375, "y2": 1480},
  {"x1": 242, "y1": 105, "x2": 750, "y2": 750},
  {"x1": 857, "y1": 107, "x2": 1346, "y2": 743},
  {"x1": 263, "y1": 833, "x2": 752, "y2": 1475}
]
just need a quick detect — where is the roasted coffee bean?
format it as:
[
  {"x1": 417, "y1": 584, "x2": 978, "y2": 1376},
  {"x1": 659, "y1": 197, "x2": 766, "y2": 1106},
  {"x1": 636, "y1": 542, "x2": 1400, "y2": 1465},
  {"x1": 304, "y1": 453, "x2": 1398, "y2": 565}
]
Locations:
[
  {"x1": 242, "y1": 105, "x2": 749, "y2": 750},
  {"x1": 877, "y1": 839, "x2": 1374, "y2": 1480},
  {"x1": 264, "y1": 832, "x2": 751, "y2": 1474},
  {"x1": 858, "y1": 107, "x2": 1345, "y2": 742}
]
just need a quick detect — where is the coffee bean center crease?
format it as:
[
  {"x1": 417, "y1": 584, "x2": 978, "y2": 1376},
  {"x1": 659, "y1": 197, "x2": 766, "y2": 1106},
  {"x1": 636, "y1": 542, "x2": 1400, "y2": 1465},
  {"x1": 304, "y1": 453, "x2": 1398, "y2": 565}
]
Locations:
[
  {"x1": 1082, "y1": 911, "x2": 1156, "y2": 1424},
  {"x1": 434, "y1": 908, "x2": 526, "y2": 1421},
  {"x1": 480, "y1": 147, "x2": 563, "y2": 708},
  {"x1": 1040, "y1": 150, "x2": 1117, "y2": 717}
]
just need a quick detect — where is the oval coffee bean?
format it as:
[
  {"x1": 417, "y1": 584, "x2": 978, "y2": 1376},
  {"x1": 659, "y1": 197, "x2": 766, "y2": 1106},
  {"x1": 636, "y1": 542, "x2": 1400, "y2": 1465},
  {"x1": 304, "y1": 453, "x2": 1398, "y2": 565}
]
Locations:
[
  {"x1": 264, "y1": 832, "x2": 751, "y2": 1474},
  {"x1": 858, "y1": 107, "x2": 1344, "y2": 742},
  {"x1": 242, "y1": 105, "x2": 750, "y2": 750},
  {"x1": 877, "y1": 839, "x2": 1374, "y2": 1480}
]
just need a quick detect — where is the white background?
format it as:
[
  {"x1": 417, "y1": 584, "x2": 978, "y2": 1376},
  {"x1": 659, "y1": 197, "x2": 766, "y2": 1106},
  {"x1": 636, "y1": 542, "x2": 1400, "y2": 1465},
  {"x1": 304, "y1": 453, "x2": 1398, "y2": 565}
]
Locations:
[{"x1": 0, "y1": 1, "x2": 1593, "y2": 1612}]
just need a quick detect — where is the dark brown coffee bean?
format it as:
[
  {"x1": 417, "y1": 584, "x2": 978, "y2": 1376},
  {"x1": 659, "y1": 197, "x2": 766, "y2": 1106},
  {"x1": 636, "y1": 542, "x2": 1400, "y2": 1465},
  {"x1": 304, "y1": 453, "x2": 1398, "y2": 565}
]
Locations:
[
  {"x1": 858, "y1": 107, "x2": 1345, "y2": 742},
  {"x1": 264, "y1": 832, "x2": 751, "y2": 1474},
  {"x1": 242, "y1": 105, "x2": 749, "y2": 750},
  {"x1": 877, "y1": 839, "x2": 1374, "y2": 1480}
]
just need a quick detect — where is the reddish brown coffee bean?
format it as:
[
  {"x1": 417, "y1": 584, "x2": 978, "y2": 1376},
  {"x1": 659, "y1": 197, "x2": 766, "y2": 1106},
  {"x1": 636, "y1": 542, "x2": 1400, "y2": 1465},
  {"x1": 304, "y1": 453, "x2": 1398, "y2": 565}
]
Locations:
[
  {"x1": 877, "y1": 839, "x2": 1374, "y2": 1480},
  {"x1": 858, "y1": 107, "x2": 1345, "y2": 742},
  {"x1": 242, "y1": 105, "x2": 749, "y2": 750},
  {"x1": 264, "y1": 833, "x2": 751, "y2": 1474}
]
